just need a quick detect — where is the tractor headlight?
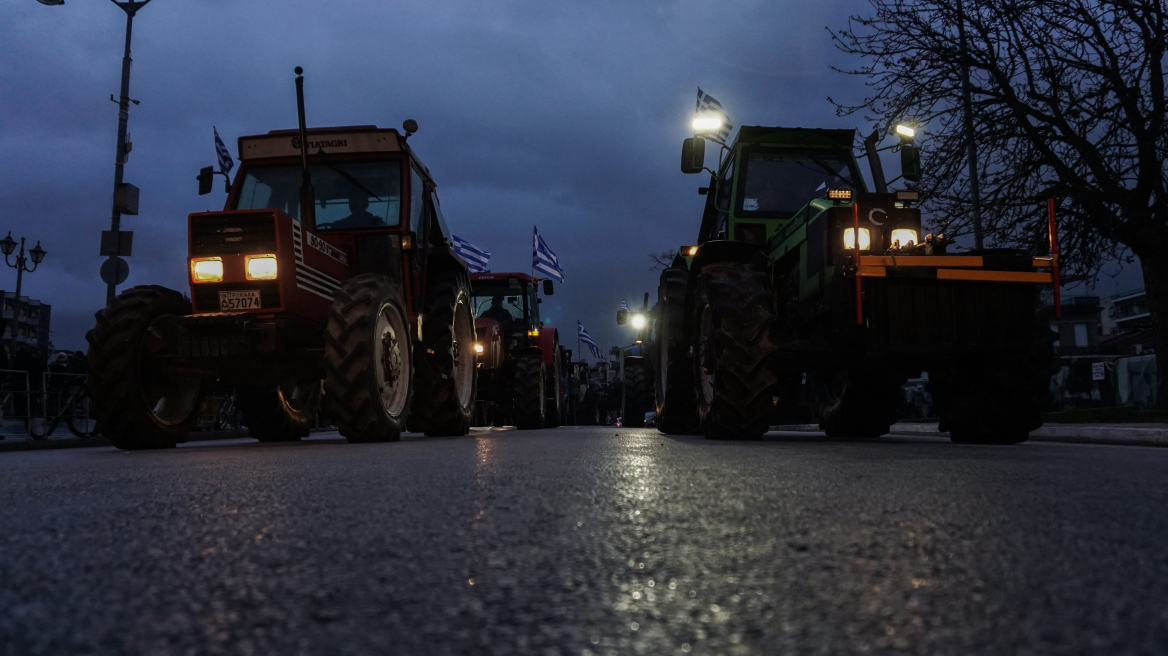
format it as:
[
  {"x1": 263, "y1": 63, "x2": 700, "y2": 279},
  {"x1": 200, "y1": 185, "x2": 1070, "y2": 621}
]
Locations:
[
  {"x1": 842, "y1": 228, "x2": 871, "y2": 251},
  {"x1": 245, "y1": 254, "x2": 278, "y2": 280},
  {"x1": 890, "y1": 229, "x2": 919, "y2": 248},
  {"x1": 631, "y1": 313, "x2": 647, "y2": 330},
  {"x1": 474, "y1": 343, "x2": 484, "y2": 354},
  {"x1": 692, "y1": 116, "x2": 723, "y2": 132},
  {"x1": 190, "y1": 257, "x2": 223, "y2": 283}
]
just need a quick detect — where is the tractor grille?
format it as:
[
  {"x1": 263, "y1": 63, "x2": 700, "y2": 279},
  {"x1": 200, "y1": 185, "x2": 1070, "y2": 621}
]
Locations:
[
  {"x1": 192, "y1": 281, "x2": 282, "y2": 313},
  {"x1": 190, "y1": 212, "x2": 277, "y2": 256},
  {"x1": 867, "y1": 279, "x2": 1037, "y2": 351}
]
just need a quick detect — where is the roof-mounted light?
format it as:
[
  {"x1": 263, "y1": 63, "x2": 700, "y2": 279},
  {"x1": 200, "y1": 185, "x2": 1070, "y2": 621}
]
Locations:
[
  {"x1": 692, "y1": 116, "x2": 723, "y2": 133},
  {"x1": 895, "y1": 124, "x2": 916, "y2": 139},
  {"x1": 896, "y1": 190, "x2": 920, "y2": 202},
  {"x1": 827, "y1": 188, "x2": 853, "y2": 201}
]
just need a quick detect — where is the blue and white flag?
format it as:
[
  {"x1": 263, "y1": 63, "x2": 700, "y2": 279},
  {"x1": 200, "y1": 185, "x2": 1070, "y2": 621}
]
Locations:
[
  {"x1": 214, "y1": 127, "x2": 234, "y2": 176},
  {"x1": 620, "y1": 300, "x2": 629, "y2": 311},
  {"x1": 696, "y1": 88, "x2": 732, "y2": 142},
  {"x1": 533, "y1": 226, "x2": 564, "y2": 283},
  {"x1": 578, "y1": 321, "x2": 602, "y2": 359},
  {"x1": 452, "y1": 234, "x2": 490, "y2": 273}
]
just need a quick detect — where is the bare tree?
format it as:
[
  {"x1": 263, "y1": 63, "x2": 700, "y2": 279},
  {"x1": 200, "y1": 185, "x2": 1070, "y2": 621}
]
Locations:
[
  {"x1": 649, "y1": 249, "x2": 676, "y2": 271},
  {"x1": 832, "y1": 0, "x2": 1168, "y2": 404}
]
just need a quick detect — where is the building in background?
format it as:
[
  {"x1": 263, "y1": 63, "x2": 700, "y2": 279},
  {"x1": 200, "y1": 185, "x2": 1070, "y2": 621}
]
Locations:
[
  {"x1": 1101, "y1": 289, "x2": 1152, "y2": 335},
  {"x1": 0, "y1": 291, "x2": 52, "y2": 355},
  {"x1": 1050, "y1": 295, "x2": 1103, "y2": 356}
]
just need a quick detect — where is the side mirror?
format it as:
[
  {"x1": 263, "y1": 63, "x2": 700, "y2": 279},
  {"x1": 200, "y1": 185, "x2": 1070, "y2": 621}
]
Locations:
[
  {"x1": 681, "y1": 137, "x2": 706, "y2": 174},
  {"x1": 543, "y1": 279, "x2": 554, "y2": 295},
  {"x1": 900, "y1": 144, "x2": 921, "y2": 182},
  {"x1": 616, "y1": 309, "x2": 628, "y2": 325},
  {"x1": 197, "y1": 166, "x2": 214, "y2": 196}
]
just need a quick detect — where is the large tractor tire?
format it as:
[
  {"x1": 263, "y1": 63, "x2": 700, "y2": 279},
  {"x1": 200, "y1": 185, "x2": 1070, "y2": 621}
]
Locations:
[
  {"x1": 694, "y1": 261, "x2": 777, "y2": 440},
  {"x1": 324, "y1": 274, "x2": 412, "y2": 443},
  {"x1": 512, "y1": 351, "x2": 545, "y2": 430},
  {"x1": 411, "y1": 271, "x2": 476, "y2": 437},
  {"x1": 930, "y1": 311, "x2": 1056, "y2": 445},
  {"x1": 655, "y1": 267, "x2": 699, "y2": 434},
  {"x1": 622, "y1": 359, "x2": 647, "y2": 428},
  {"x1": 544, "y1": 342, "x2": 563, "y2": 428},
  {"x1": 809, "y1": 369, "x2": 902, "y2": 438},
  {"x1": 236, "y1": 379, "x2": 321, "y2": 442},
  {"x1": 85, "y1": 285, "x2": 206, "y2": 450}
]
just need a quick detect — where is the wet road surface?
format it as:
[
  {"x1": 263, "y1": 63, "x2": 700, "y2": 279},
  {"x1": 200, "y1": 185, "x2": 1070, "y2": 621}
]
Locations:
[{"x1": 1, "y1": 427, "x2": 1166, "y2": 655}]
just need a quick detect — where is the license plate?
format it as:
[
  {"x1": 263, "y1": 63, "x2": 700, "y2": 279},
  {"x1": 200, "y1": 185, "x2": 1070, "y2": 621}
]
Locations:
[{"x1": 219, "y1": 290, "x2": 261, "y2": 310}]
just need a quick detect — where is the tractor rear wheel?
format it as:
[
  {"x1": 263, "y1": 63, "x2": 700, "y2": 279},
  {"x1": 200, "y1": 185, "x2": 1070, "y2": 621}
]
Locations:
[
  {"x1": 655, "y1": 268, "x2": 698, "y2": 434},
  {"x1": 411, "y1": 271, "x2": 475, "y2": 437},
  {"x1": 622, "y1": 359, "x2": 647, "y2": 428},
  {"x1": 85, "y1": 285, "x2": 206, "y2": 450},
  {"x1": 809, "y1": 368, "x2": 901, "y2": 438},
  {"x1": 545, "y1": 343, "x2": 563, "y2": 428},
  {"x1": 931, "y1": 310, "x2": 1056, "y2": 445},
  {"x1": 325, "y1": 274, "x2": 412, "y2": 443},
  {"x1": 236, "y1": 378, "x2": 320, "y2": 442},
  {"x1": 694, "y1": 262, "x2": 777, "y2": 440},
  {"x1": 512, "y1": 352, "x2": 545, "y2": 430}
]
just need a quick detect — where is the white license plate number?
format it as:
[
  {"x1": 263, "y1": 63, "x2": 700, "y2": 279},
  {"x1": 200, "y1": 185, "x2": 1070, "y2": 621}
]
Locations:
[{"x1": 219, "y1": 290, "x2": 262, "y2": 310}]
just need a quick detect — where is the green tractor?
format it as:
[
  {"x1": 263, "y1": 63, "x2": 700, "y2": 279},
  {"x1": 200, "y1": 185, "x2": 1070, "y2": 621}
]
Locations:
[{"x1": 651, "y1": 125, "x2": 1058, "y2": 444}]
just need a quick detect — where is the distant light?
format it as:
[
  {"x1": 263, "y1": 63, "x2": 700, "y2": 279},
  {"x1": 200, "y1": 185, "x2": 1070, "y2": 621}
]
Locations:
[
  {"x1": 692, "y1": 116, "x2": 723, "y2": 132},
  {"x1": 473, "y1": 343, "x2": 484, "y2": 354},
  {"x1": 631, "y1": 314, "x2": 647, "y2": 330},
  {"x1": 895, "y1": 124, "x2": 916, "y2": 139}
]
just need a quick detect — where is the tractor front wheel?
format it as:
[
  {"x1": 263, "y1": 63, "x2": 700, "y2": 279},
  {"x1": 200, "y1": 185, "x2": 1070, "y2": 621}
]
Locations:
[
  {"x1": 85, "y1": 285, "x2": 206, "y2": 450},
  {"x1": 694, "y1": 262, "x2": 777, "y2": 440},
  {"x1": 411, "y1": 271, "x2": 476, "y2": 437},
  {"x1": 622, "y1": 359, "x2": 647, "y2": 428},
  {"x1": 544, "y1": 343, "x2": 563, "y2": 428},
  {"x1": 512, "y1": 352, "x2": 545, "y2": 430},
  {"x1": 325, "y1": 274, "x2": 412, "y2": 443},
  {"x1": 655, "y1": 267, "x2": 698, "y2": 434}
]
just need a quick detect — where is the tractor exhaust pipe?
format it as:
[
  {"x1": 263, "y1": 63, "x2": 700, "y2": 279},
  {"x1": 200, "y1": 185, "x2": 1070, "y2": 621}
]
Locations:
[{"x1": 294, "y1": 66, "x2": 315, "y2": 224}]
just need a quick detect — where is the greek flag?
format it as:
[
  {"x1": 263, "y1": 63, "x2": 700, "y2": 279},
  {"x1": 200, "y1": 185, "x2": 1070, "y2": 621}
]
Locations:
[
  {"x1": 620, "y1": 300, "x2": 629, "y2": 311},
  {"x1": 214, "y1": 127, "x2": 234, "y2": 176},
  {"x1": 578, "y1": 321, "x2": 602, "y2": 359},
  {"x1": 532, "y1": 226, "x2": 564, "y2": 282},
  {"x1": 696, "y1": 88, "x2": 732, "y2": 142},
  {"x1": 452, "y1": 234, "x2": 490, "y2": 273}
]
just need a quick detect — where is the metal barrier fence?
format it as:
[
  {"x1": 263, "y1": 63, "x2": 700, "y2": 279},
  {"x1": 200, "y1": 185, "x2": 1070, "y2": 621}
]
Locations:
[{"x1": 0, "y1": 369, "x2": 99, "y2": 440}]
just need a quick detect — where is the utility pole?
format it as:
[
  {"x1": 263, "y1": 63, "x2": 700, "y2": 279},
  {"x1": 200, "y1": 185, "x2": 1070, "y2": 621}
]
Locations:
[
  {"x1": 105, "y1": 0, "x2": 151, "y2": 304},
  {"x1": 957, "y1": 0, "x2": 984, "y2": 249}
]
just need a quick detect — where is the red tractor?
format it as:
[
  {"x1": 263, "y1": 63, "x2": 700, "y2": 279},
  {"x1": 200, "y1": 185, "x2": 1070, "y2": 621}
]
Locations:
[
  {"x1": 470, "y1": 272, "x2": 563, "y2": 429},
  {"x1": 85, "y1": 69, "x2": 477, "y2": 449}
]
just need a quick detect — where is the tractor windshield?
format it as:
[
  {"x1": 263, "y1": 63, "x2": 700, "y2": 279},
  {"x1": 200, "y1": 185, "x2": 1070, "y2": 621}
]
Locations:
[
  {"x1": 736, "y1": 149, "x2": 857, "y2": 218},
  {"x1": 472, "y1": 283, "x2": 528, "y2": 329},
  {"x1": 236, "y1": 160, "x2": 402, "y2": 230}
]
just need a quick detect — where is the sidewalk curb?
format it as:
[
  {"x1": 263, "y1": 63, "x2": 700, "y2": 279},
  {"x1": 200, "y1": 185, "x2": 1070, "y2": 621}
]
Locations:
[{"x1": 771, "y1": 423, "x2": 1168, "y2": 447}]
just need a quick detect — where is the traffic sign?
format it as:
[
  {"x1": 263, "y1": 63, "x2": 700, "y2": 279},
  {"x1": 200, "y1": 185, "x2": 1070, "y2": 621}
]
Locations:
[{"x1": 100, "y1": 257, "x2": 129, "y2": 285}]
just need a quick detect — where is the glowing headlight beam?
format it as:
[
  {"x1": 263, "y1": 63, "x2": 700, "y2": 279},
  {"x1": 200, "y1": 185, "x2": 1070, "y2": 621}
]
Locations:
[
  {"x1": 245, "y1": 254, "x2": 278, "y2": 280},
  {"x1": 630, "y1": 313, "x2": 647, "y2": 330},
  {"x1": 190, "y1": 257, "x2": 223, "y2": 283},
  {"x1": 842, "y1": 228, "x2": 872, "y2": 251},
  {"x1": 692, "y1": 116, "x2": 723, "y2": 132},
  {"x1": 895, "y1": 124, "x2": 916, "y2": 139},
  {"x1": 890, "y1": 229, "x2": 919, "y2": 248}
]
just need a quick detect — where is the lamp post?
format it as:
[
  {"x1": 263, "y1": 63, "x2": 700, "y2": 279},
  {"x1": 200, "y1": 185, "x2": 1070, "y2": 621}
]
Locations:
[
  {"x1": 39, "y1": 0, "x2": 152, "y2": 304},
  {"x1": 0, "y1": 233, "x2": 47, "y2": 355}
]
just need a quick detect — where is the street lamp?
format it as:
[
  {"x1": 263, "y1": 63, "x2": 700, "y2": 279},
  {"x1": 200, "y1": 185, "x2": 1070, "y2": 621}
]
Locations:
[
  {"x1": 40, "y1": 0, "x2": 151, "y2": 304},
  {"x1": 0, "y1": 233, "x2": 48, "y2": 355}
]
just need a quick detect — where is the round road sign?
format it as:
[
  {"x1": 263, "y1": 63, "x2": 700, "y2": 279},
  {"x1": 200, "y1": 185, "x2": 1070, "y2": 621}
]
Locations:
[{"x1": 100, "y1": 257, "x2": 130, "y2": 285}]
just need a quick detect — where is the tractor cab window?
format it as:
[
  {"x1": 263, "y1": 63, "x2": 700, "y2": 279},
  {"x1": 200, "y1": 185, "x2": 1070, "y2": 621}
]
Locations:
[
  {"x1": 236, "y1": 160, "x2": 402, "y2": 230},
  {"x1": 736, "y1": 150, "x2": 856, "y2": 218},
  {"x1": 473, "y1": 284, "x2": 526, "y2": 330}
]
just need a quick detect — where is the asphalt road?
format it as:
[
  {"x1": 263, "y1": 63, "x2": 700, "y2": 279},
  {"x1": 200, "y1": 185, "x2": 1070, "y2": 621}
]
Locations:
[{"x1": 2, "y1": 427, "x2": 1166, "y2": 655}]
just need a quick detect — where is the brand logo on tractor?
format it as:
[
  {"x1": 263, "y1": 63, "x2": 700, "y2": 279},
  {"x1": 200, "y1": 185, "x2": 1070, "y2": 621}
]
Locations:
[
  {"x1": 290, "y1": 137, "x2": 349, "y2": 150},
  {"x1": 308, "y1": 232, "x2": 349, "y2": 264},
  {"x1": 868, "y1": 208, "x2": 888, "y2": 226}
]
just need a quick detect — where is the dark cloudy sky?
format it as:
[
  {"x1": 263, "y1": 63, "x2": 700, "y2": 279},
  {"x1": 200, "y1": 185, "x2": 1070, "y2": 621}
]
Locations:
[{"x1": 1, "y1": 0, "x2": 1140, "y2": 354}]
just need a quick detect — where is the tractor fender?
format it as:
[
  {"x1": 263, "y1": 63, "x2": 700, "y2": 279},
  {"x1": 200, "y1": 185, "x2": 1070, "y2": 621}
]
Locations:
[
  {"x1": 623, "y1": 355, "x2": 644, "y2": 368},
  {"x1": 682, "y1": 240, "x2": 767, "y2": 347},
  {"x1": 537, "y1": 327, "x2": 560, "y2": 366}
]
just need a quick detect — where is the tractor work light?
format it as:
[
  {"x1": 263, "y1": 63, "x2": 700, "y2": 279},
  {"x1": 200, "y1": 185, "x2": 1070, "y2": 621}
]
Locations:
[
  {"x1": 474, "y1": 343, "x2": 485, "y2": 354},
  {"x1": 890, "y1": 229, "x2": 919, "y2": 248},
  {"x1": 827, "y1": 188, "x2": 852, "y2": 201},
  {"x1": 895, "y1": 124, "x2": 916, "y2": 139},
  {"x1": 896, "y1": 190, "x2": 920, "y2": 202},
  {"x1": 842, "y1": 228, "x2": 871, "y2": 251},
  {"x1": 692, "y1": 116, "x2": 724, "y2": 132},
  {"x1": 527, "y1": 329, "x2": 540, "y2": 337},
  {"x1": 245, "y1": 254, "x2": 278, "y2": 280},
  {"x1": 631, "y1": 313, "x2": 647, "y2": 330},
  {"x1": 686, "y1": 246, "x2": 698, "y2": 256},
  {"x1": 190, "y1": 257, "x2": 223, "y2": 283}
]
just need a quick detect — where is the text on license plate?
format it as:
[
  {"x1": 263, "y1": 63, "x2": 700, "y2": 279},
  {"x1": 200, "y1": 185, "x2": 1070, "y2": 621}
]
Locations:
[{"x1": 219, "y1": 290, "x2": 261, "y2": 310}]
